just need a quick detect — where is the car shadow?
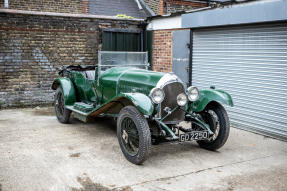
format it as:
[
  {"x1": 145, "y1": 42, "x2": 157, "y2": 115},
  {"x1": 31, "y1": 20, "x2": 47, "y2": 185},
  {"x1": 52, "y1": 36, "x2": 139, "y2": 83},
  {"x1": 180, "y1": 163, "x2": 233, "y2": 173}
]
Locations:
[
  {"x1": 149, "y1": 142, "x2": 210, "y2": 158},
  {"x1": 70, "y1": 116, "x2": 216, "y2": 160},
  {"x1": 70, "y1": 116, "x2": 117, "y2": 135}
]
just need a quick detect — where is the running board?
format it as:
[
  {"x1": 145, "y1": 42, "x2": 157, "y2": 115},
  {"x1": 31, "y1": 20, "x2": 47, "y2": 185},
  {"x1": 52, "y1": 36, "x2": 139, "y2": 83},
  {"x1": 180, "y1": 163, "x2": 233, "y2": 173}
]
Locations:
[{"x1": 65, "y1": 103, "x2": 93, "y2": 122}]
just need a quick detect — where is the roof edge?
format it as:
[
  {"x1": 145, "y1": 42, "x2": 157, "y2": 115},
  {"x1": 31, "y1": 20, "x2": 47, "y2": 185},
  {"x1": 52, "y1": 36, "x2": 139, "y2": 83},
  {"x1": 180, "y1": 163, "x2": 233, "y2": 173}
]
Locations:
[
  {"x1": 147, "y1": 6, "x2": 212, "y2": 20},
  {"x1": 0, "y1": 8, "x2": 145, "y2": 22},
  {"x1": 138, "y1": 0, "x2": 156, "y2": 16},
  {"x1": 182, "y1": 0, "x2": 287, "y2": 28}
]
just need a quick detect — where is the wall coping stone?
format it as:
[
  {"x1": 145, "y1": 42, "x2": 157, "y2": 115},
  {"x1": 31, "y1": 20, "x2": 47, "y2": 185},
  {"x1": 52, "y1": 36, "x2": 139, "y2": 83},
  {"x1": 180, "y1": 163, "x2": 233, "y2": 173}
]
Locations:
[{"x1": 0, "y1": 8, "x2": 145, "y2": 22}]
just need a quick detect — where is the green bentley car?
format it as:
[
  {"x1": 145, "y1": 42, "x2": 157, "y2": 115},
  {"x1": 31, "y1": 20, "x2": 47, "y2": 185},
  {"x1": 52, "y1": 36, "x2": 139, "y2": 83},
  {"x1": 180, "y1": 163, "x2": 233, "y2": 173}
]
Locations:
[{"x1": 52, "y1": 51, "x2": 233, "y2": 165}]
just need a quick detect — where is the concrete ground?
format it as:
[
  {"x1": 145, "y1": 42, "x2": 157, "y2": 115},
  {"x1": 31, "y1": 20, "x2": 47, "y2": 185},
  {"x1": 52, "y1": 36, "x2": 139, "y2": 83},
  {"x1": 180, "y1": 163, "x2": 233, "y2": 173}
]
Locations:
[{"x1": 0, "y1": 107, "x2": 286, "y2": 191}]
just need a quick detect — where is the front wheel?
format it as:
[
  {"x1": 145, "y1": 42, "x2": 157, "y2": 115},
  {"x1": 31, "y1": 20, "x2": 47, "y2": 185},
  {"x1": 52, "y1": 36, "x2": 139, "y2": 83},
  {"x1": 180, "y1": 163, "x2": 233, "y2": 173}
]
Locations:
[
  {"x1": 197, "y1": 103, "x2": 230, "y2": 151},
  {"x1": 117, "y1": 106, "x2": 151, "y2": 165}
]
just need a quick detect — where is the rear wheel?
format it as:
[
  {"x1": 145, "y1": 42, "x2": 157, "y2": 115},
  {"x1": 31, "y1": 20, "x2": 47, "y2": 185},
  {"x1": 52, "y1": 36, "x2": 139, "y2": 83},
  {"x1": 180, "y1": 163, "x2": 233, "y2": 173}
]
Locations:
[
  {"x1": 117, "y1": 106, "x2": 151, "y2": 165},
  {"x1": 197, "y1": 104, "x2": 230, "y2": 151},
  {"x1": 54, "y1": 87, "x2": 71, "y2": 124}
]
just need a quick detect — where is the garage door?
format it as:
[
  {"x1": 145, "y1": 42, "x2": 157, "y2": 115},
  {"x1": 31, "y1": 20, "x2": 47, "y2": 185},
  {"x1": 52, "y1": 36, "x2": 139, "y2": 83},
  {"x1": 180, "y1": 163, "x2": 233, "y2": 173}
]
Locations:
[{"x1": 192, "y1": 23, "x2": 287, "y2": 140}]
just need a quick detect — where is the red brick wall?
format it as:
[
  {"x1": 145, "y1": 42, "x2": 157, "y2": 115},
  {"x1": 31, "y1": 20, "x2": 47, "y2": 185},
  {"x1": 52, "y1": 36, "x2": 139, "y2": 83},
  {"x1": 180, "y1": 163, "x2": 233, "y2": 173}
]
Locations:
[
  {"x1": 159, "y1": 0, "x2": 165, "y2": 15},
  {"x1": 152, "y1": 30, "x2": 173, "y2": 72},
  {"x1": 152, "y1": 29, "x2": 189, "y2": 73},
  {"x1": 143, "y1": 0, "x2": 161, "y2": 15},
  {"x1": 144, "y1": 0, "x2": 207, "y2": 15},
  {"x1": 166, "y1": 0, "x2": 207, "y2": 13}
]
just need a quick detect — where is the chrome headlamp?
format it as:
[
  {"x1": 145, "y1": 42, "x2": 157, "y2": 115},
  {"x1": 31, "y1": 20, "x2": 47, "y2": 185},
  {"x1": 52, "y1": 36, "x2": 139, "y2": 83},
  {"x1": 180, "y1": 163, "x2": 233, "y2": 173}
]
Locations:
[
  {"x1": 177, "y1": 93, "x2": 187, "y2": 106},
  {"x1": 187, "y1": 86, "x2": 199, "y2": 101},
  {"x1": 149, "y1": 88, "x2": 165, "y2": 104}
]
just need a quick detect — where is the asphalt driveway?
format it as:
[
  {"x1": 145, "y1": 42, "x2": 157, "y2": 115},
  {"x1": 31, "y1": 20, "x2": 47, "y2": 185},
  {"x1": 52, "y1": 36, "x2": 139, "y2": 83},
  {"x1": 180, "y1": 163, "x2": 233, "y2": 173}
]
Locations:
[{"x1": 0, "y1": 107, "x2": 286, "y2": 191}]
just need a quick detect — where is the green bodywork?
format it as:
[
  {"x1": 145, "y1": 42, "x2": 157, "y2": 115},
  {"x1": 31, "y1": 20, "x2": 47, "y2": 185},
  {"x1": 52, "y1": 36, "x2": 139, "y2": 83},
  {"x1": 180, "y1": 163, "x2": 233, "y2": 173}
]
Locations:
[
  {"x1": 52, "y1": 66, "x2": 233, "y2": 124},
  {"x1": 118, "y1": 93, "x2": 154, "y2": 115},
  {"x1": 52, "y1": 67, "x2": 164, "y2": 119},
  {"x1": 51, "y1": 78, "x2": 76, "y2": 105},
  {"x1": 191, "y1": 89, "x2": 234, "y2": 112},
  {"x1": 98, "y1": 67, "x2": 164, "y2": 103}
]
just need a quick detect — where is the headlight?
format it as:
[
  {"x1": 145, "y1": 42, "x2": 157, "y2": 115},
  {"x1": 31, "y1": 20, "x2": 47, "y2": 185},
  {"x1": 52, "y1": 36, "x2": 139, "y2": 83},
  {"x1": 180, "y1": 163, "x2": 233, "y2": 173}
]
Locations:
[
  {"x1": 149, "y1": 88, "x2": 165, "y2": 104},
  {"x1": 177, "y1": 93, "x2": 187, "y2": 106},
  {"x1": 187, "y1": 86, "x2": 199, "y2": 101}
]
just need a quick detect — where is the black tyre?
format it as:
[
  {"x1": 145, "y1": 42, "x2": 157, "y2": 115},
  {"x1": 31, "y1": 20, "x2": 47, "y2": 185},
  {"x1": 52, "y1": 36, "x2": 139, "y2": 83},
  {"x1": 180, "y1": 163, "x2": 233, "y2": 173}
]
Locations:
[
  {"x1": 117, "y1": 106, "x2": 151, "y2": 165},
  {"x1": 54, "y1": 87, "x2": 71, "y2": 124},
  {"x1": 197, "y1": 103, "x2": 230, "y2": 151}
]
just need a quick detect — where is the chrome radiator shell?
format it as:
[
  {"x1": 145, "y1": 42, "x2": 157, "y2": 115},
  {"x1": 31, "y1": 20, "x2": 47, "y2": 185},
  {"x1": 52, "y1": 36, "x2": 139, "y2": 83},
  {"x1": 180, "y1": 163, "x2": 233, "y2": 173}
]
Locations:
[{"x1": 156, "y1": 73, "x2": 186, "y2": 124}]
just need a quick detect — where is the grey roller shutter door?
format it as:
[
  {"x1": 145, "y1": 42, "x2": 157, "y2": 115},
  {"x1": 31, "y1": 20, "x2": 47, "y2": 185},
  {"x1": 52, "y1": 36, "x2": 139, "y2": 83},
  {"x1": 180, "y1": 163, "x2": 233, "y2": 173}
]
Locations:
[{"x1": 192, "y1": 23, "x2": 287, "y2": 140}]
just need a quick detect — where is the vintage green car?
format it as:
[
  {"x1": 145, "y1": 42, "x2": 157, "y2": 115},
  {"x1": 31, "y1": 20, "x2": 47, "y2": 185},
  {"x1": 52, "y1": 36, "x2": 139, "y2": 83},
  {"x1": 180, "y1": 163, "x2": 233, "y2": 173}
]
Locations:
[{"x1": 52, "y1": 51, "x2": 233, "y2": 165}]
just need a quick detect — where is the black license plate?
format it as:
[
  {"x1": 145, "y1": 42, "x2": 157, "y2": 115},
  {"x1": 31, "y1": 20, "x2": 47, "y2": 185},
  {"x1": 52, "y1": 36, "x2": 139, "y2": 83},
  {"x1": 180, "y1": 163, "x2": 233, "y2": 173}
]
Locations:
[{"x1": 179, "y1": 131, "x2": 209, "y2": 142}]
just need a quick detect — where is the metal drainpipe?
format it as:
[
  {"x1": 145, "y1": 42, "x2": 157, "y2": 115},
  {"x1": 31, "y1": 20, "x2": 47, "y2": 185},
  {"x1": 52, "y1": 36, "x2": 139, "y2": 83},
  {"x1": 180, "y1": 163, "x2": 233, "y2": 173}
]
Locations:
[
  {"x1": 140, "y1": 31, "x2": 144, "y2": 51},
  {"x1": 4, "y1": 0, "x2": 9, "y2": 8}
]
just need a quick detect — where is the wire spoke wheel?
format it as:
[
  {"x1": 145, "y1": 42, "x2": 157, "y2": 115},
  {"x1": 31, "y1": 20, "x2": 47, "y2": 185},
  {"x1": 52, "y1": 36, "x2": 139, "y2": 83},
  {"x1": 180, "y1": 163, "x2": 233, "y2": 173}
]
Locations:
[
  {"x1": 117, "y1": 106, "x2": 151, "y2": 165},
  {"x1": 197, "y1": 104, "x2": 230, "y2": 151},
  {"x1": 121, "y1": 117, "x2": 140, "y2": 156},
  {"x1": 205, "y1": 110, "x2": 220, "y2": 142}
]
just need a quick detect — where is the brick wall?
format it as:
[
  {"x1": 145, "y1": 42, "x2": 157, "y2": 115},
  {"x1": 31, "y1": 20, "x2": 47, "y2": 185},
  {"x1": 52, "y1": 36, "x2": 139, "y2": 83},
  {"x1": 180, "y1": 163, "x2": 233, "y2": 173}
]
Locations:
[
  {"x1": 166, "y1": 0, "x2": 207, "y2": 13},
  {"x1": 2, "y1": 0, "x2": 88, "y2": 14},
  {"x1": 143, "y1": 0, "x2": 161, "y2": 15},
  {"x1": 144, "y1": 0, "x2": 207, "y2": 15},
  {"x1": 0, "y1": 12, "x2": 143, "y2": 108},
  {"x1": 152, "y1": 30, "x2": 173, "y2": 72}
]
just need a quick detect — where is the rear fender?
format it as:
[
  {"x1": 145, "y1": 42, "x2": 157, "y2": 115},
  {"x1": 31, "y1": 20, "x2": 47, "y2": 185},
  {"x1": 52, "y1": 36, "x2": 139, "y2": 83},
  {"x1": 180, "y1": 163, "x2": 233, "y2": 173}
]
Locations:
[
  {"x1": 51, "y1": 78, "x2": 76, "y2": 106},
  {"x1": 190, "y1": 89, "x2": 233, "y2": 112}
]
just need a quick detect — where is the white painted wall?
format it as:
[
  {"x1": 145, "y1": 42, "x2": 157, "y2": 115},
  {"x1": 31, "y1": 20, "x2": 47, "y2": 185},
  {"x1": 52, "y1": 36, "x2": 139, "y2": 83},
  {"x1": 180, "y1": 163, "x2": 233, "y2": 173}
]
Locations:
[{"x1": 146, "y1": 16, "x2": 182, "y2": 30}]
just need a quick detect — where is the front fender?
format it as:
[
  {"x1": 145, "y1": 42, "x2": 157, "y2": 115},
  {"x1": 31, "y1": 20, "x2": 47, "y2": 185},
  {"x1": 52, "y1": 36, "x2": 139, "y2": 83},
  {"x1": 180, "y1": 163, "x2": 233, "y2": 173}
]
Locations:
[
  {"x1": 51, "y1": 78, "x2": 76, "y2": 106},
  {"x1": 190, "y1": 89, "x2": 233, "y2": 112},
  {"x1": 120, "y1": 93, "x2": 154, "y2": 116}
]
